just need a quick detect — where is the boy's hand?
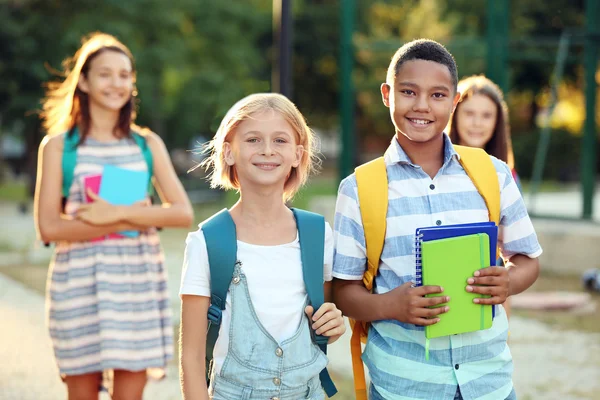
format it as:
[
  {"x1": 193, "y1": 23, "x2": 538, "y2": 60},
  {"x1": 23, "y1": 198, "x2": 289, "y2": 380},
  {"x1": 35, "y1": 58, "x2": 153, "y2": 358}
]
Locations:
[
  {"x1": 385, "y1": 282, "x2": 450, "y2": 326},
  {"x1": 305, "y1": 303, "x2": 346, "y2": 344},
  {"x1": 466, "y1": 267, "x2": 510, "y2": 305}
]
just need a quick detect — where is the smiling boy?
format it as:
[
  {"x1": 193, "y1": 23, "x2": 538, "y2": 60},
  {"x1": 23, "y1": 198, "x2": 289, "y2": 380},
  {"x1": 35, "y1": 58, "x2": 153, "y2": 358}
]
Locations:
[{"x1": 332, "y1": 39, "x2": 542, "y2": 400}]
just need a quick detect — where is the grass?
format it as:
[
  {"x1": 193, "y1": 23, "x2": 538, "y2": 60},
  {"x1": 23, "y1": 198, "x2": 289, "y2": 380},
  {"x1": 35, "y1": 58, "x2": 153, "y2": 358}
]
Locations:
[
  {"x1": 520, "y1": 179, "x2": 573, "y2": 193},
  {"x1": 0, "y1": 263, "x2": 48, "y2": 295},
  {"x1": 0, "y1": 241, "x2": 15, "y2": 252},
  {"x1": 0, "y1": 180, "x2": 28, "y2": 202}
]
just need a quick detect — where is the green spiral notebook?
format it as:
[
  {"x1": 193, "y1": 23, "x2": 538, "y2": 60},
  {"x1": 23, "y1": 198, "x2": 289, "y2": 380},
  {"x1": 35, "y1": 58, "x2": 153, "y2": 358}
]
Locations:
[{"x1": 421, "y1": 233, "x2": 493, "y2": 340}]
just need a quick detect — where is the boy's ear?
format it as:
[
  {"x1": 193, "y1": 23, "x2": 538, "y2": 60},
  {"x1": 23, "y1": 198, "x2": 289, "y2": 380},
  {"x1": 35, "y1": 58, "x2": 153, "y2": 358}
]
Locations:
[
  {"x1": 452, "y1": 91, "x2": 461, "y2": 112},
  {"x1": 381, "y1": 83, "x2": 391, "y2": 108},
  {"x1": 77, "y1": 75, "x2": 89, "y2": 93},
  {"x1": 223, "y1": 142, "x2": 235, "y2": 166}
]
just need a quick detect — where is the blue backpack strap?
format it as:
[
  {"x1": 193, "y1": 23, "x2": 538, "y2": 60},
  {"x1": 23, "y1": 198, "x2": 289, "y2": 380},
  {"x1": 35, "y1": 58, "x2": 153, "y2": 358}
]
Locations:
[
  {"x1": 201, "y1": 209, "x2": 237, "y2": 382},
  {"x1": 61, "y1": 128, "x2": 154, "y2": 198},
  {"x1": 62, "y1": 128, "x2": 80, "y2": 199},
  {"x1": 292, "y1": 208, "x2": 338, "y2": 398},
  {"x1": 131, "y1": 132, "x2": 154, "y2": 196}
]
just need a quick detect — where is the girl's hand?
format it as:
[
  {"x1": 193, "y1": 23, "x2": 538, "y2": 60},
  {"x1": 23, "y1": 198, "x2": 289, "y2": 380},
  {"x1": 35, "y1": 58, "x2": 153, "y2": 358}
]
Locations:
[
  {"x1": 76, "y1": 190, "x2": 121, "y2": 225},
  {"x1": 305, "y1": 303, "x2": 346, "y2": 344},
  {"x1": 76, "y1": 190, "x2": 151, "y2": 226}
]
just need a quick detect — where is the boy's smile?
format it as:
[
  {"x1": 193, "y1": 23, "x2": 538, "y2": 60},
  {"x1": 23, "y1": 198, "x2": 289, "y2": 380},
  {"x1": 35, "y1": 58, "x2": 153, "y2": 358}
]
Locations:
[{"x1": 381, "y1": 60, "x2": 460, "y2": 146}]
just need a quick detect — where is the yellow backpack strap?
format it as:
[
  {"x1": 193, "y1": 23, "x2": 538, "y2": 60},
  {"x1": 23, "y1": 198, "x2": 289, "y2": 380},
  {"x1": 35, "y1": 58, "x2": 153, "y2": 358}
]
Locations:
[
  {"x1": 355, "y1": 157, "x2": 388, "y2": 289},
  {"x1": 454, "y1": 145, "x2": 500, "y2": 225},
  {"x1": 351, "y1": 156, "x2": 388, "y2": 400},
  {"x1": 454, "y1": 145, "x2": 501, "y2": 257}
]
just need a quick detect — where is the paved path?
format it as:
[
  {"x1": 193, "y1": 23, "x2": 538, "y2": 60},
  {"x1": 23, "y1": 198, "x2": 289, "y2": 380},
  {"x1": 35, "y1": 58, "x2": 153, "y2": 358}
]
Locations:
[
  {"x1": 2, "y1": 273, "x2": 599, "y2": 400},
  {"x1": 1, "y1": 194, "x2": 600, "y2": 399},
  {"x1": 0, "y1": 274, "x2": 182, "y2": 400}
]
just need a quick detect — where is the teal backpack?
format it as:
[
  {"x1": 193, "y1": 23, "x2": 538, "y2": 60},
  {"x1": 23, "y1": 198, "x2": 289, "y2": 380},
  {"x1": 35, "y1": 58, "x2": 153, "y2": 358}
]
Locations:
[
  {"x1": 61, "y1": 127, "x2": 154, "y2": 200},
  {"x1": 201, "y1": 208, "x2": 338, "y2": 398},
  {"x1": 43, "y1": 127, "x2": 155, "y2": 246}
]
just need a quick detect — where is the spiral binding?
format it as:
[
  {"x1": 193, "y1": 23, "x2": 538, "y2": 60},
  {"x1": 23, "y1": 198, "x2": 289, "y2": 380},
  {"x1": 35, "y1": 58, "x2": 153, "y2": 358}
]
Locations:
[{"x1": 414, "y1": 231, "x2": 424, "y2": 287}]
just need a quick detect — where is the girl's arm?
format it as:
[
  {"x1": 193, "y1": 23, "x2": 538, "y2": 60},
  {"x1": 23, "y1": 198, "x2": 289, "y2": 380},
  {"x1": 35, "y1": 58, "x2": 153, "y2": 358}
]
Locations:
[
  {"x1": 180, "y1": 294, "x2": 210, "y2": 400},
  {"x1": 113, "y1": 132, "x2": 193, "y2": 228},
  {"x1": 34, "y1": 135, "x2": 144, "y2": 243}
]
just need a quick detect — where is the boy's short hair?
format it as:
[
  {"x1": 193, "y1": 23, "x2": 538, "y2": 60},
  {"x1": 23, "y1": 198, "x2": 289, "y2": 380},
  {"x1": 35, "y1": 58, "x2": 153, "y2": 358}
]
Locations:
[
  {"x1": 386, "y1": 39, "x2": 458, "y2": 91},
  {"x1": 197, "y1": 93, "x2": 319, "y2": 202}
]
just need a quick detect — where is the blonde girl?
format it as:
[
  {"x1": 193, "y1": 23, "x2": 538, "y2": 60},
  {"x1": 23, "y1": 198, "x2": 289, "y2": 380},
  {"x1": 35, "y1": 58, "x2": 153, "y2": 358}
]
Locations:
[{"x1": 179, "y1": 93, "x2": 345, "y2": 400}]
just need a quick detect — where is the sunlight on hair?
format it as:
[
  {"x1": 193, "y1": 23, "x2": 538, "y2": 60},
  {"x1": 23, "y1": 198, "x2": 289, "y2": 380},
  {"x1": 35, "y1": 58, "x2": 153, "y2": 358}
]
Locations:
[
  {"x1": 41, "y1": 32, "x2": 134, "y2": 136},
  {"x1": 191, "y1": 93, "x2": 321, "y2": 202}
]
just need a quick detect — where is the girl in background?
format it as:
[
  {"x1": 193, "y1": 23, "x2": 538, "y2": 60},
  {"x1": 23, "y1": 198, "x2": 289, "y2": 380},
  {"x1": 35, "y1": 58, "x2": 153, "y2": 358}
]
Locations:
[
  {"x1": 449, "y1": 74, "x2": 521, "y2": 189},
  {"x1": 35, "y1": 32, "x2": 193, "y2": 399},
  {"x1": 449, "y1": 74, "x2": 520, "y2": 318}
]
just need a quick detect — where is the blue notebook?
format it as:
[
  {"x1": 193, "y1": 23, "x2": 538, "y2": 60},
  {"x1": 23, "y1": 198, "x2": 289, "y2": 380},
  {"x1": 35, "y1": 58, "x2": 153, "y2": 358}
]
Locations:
[
  {"x1": 99, "y1": 165, "x2": 150, "y2": 238},
  {"x1": 415, "y1": 222, "x2": 499, "y2": 317}
]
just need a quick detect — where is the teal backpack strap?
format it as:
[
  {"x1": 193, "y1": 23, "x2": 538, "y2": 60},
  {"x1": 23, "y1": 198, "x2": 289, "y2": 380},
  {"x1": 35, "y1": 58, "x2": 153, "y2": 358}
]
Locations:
[
  {"x1": 62, "y1": 128, "x2": 80, "y2": 199},
  {"x1": 131, "y1": 132, "x2": 154, "y2": 196},
  {"x1": 201, "y1": 209, "x2": 237, "y2": 383},
  {"x1": 292, "y1": 208, "x2": 338, "y2": 398}
]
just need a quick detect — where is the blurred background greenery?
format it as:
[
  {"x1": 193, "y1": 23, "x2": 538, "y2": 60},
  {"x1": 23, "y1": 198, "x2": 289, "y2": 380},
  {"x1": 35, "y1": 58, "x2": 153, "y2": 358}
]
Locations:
[{"x1": 0, "y1": 0, "x2": 596, "y2": 203}]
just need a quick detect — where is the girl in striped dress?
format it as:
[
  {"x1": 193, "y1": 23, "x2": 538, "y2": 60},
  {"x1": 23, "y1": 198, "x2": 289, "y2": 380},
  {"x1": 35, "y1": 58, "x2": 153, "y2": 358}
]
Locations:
[{"x1": 34, "y1": 32, "x2": 194, "y2": 399}]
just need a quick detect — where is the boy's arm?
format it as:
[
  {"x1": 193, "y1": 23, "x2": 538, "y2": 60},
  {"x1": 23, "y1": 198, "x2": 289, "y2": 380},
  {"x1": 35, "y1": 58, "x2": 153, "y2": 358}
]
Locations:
[
  {"x1": 332, "y1": 175, "x2": 448, "y2": 325},
  {"x1": 468, "y1": 161, "x2": 542, "y2": 304},
  {"x1": 180, "y1": 295, "x2": 210, "y2": 400},
  {"x1": 333, "y1": 279, "x2": 448, "y2": 325},
  {"x1": 466, "y1": 255, "x2": 540, "y2": 305},
  {"x1": 332, "y1": 279, "x2": 387, "y2": 322},
  {"x1": 507, "y1": 254, "x2": 540, "y2": 296}
]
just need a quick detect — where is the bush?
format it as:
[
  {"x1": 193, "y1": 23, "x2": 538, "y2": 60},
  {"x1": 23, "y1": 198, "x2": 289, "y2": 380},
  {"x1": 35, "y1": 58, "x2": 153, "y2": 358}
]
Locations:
[{"x1": 512, "y1": 129, "x2": 586, "y2": 182}]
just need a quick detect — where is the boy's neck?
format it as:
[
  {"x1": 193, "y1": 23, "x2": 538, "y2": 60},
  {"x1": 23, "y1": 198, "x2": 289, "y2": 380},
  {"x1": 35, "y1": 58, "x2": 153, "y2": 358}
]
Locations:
[
  {"x1": 395, "y1": 132, "x2": 445, "y2": 179},
  {"x1": 87, "y1": 102, "x2": 122, "y2": 140}
]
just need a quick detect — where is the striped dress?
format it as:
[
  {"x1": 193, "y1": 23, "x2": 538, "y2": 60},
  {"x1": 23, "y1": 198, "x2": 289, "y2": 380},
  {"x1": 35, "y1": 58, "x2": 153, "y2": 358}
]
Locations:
[{"x1": 47, "y1": 134, "x2": 173, "y2": 382}]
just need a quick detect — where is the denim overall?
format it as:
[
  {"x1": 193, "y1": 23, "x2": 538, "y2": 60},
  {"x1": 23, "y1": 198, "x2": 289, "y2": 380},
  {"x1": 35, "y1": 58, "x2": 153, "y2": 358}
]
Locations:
[{"x1": 209, "y1": 264, "x2": 328, "y2": 400}]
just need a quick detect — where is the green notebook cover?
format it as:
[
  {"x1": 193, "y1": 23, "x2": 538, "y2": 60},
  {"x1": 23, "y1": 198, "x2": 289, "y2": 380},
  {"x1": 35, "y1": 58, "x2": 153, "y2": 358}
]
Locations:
[{"x1": 421, "y1": 233, "x2": 492, "y2": 339}]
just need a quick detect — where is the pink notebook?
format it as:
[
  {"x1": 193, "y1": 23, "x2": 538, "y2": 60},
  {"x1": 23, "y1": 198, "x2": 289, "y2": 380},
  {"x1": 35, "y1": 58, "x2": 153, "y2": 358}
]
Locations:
[{"x1": 82, "y1": 174, "x2": 124, "y2": 241}]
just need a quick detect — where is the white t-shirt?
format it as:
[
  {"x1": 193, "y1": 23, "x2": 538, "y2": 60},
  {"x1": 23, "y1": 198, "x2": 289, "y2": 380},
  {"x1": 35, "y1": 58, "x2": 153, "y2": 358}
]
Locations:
[{"x1": 179, "y1": 222, "x2": 333, "y2": 374}]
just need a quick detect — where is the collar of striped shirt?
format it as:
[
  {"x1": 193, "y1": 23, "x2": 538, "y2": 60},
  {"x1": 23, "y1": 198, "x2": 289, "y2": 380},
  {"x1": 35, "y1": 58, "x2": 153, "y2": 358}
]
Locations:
[{"x1": 384, "y1": 132, "x2": 460, "y2": 167}]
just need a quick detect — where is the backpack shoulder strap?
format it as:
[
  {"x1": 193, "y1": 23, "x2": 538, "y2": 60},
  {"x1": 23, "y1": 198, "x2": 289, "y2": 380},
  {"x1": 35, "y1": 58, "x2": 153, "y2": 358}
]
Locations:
[
  {"x1": 351, "y1": 156, "x2": 388, "y2": 400},
  {"x1": 131, "y1": 131, "x2": 154, "y2": 196},
  {"x1": 292, "y1": 208, "x2": 326, "y2": 328},
  {"x1": 354, "y1": 156, "x2": 388, "y2": 290},
  {"x1": 62, "y1": 128, "x2": 80, "y2": 199},
  {"x1": 454, "y1": 145, "x2": 501, "y2": 225},
  {"x1": 201, "y1": 209, "x2": 237, "y2": 381},
  {"x1": 291, "y1": 208, "x2": 337, "y2": 398}
]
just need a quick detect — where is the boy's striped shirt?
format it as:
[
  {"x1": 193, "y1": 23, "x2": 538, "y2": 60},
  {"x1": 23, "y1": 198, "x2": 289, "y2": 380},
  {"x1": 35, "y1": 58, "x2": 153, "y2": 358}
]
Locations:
[{"x1": 333, "y1": 134, "x2": 542, "y2": 400}]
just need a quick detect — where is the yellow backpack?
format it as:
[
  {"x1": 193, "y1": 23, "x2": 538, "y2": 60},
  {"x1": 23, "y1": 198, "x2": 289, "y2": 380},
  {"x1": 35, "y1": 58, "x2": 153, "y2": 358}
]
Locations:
[{"x1": 350, "y1": 145, "x2": 501, "y2": 400}]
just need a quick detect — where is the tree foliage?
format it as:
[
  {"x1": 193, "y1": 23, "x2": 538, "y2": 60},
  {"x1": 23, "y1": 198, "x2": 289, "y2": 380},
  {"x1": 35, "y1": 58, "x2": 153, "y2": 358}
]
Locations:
[{"x1": 0, "y1": 0, "x2": 590, "y2": 184}]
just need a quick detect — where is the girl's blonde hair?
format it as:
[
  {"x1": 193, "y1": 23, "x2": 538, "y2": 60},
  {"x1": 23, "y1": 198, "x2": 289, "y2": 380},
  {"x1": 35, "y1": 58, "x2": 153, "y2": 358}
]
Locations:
[
  {"x1": 41, "y1": 32, "x2": 136, "y2": 140},
  {"x1": 449, "y1": 74, "x2": 515, "y2": 168},
  {"x1": 199, "y1": 93, "x2": 319, "y2": 202}
]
